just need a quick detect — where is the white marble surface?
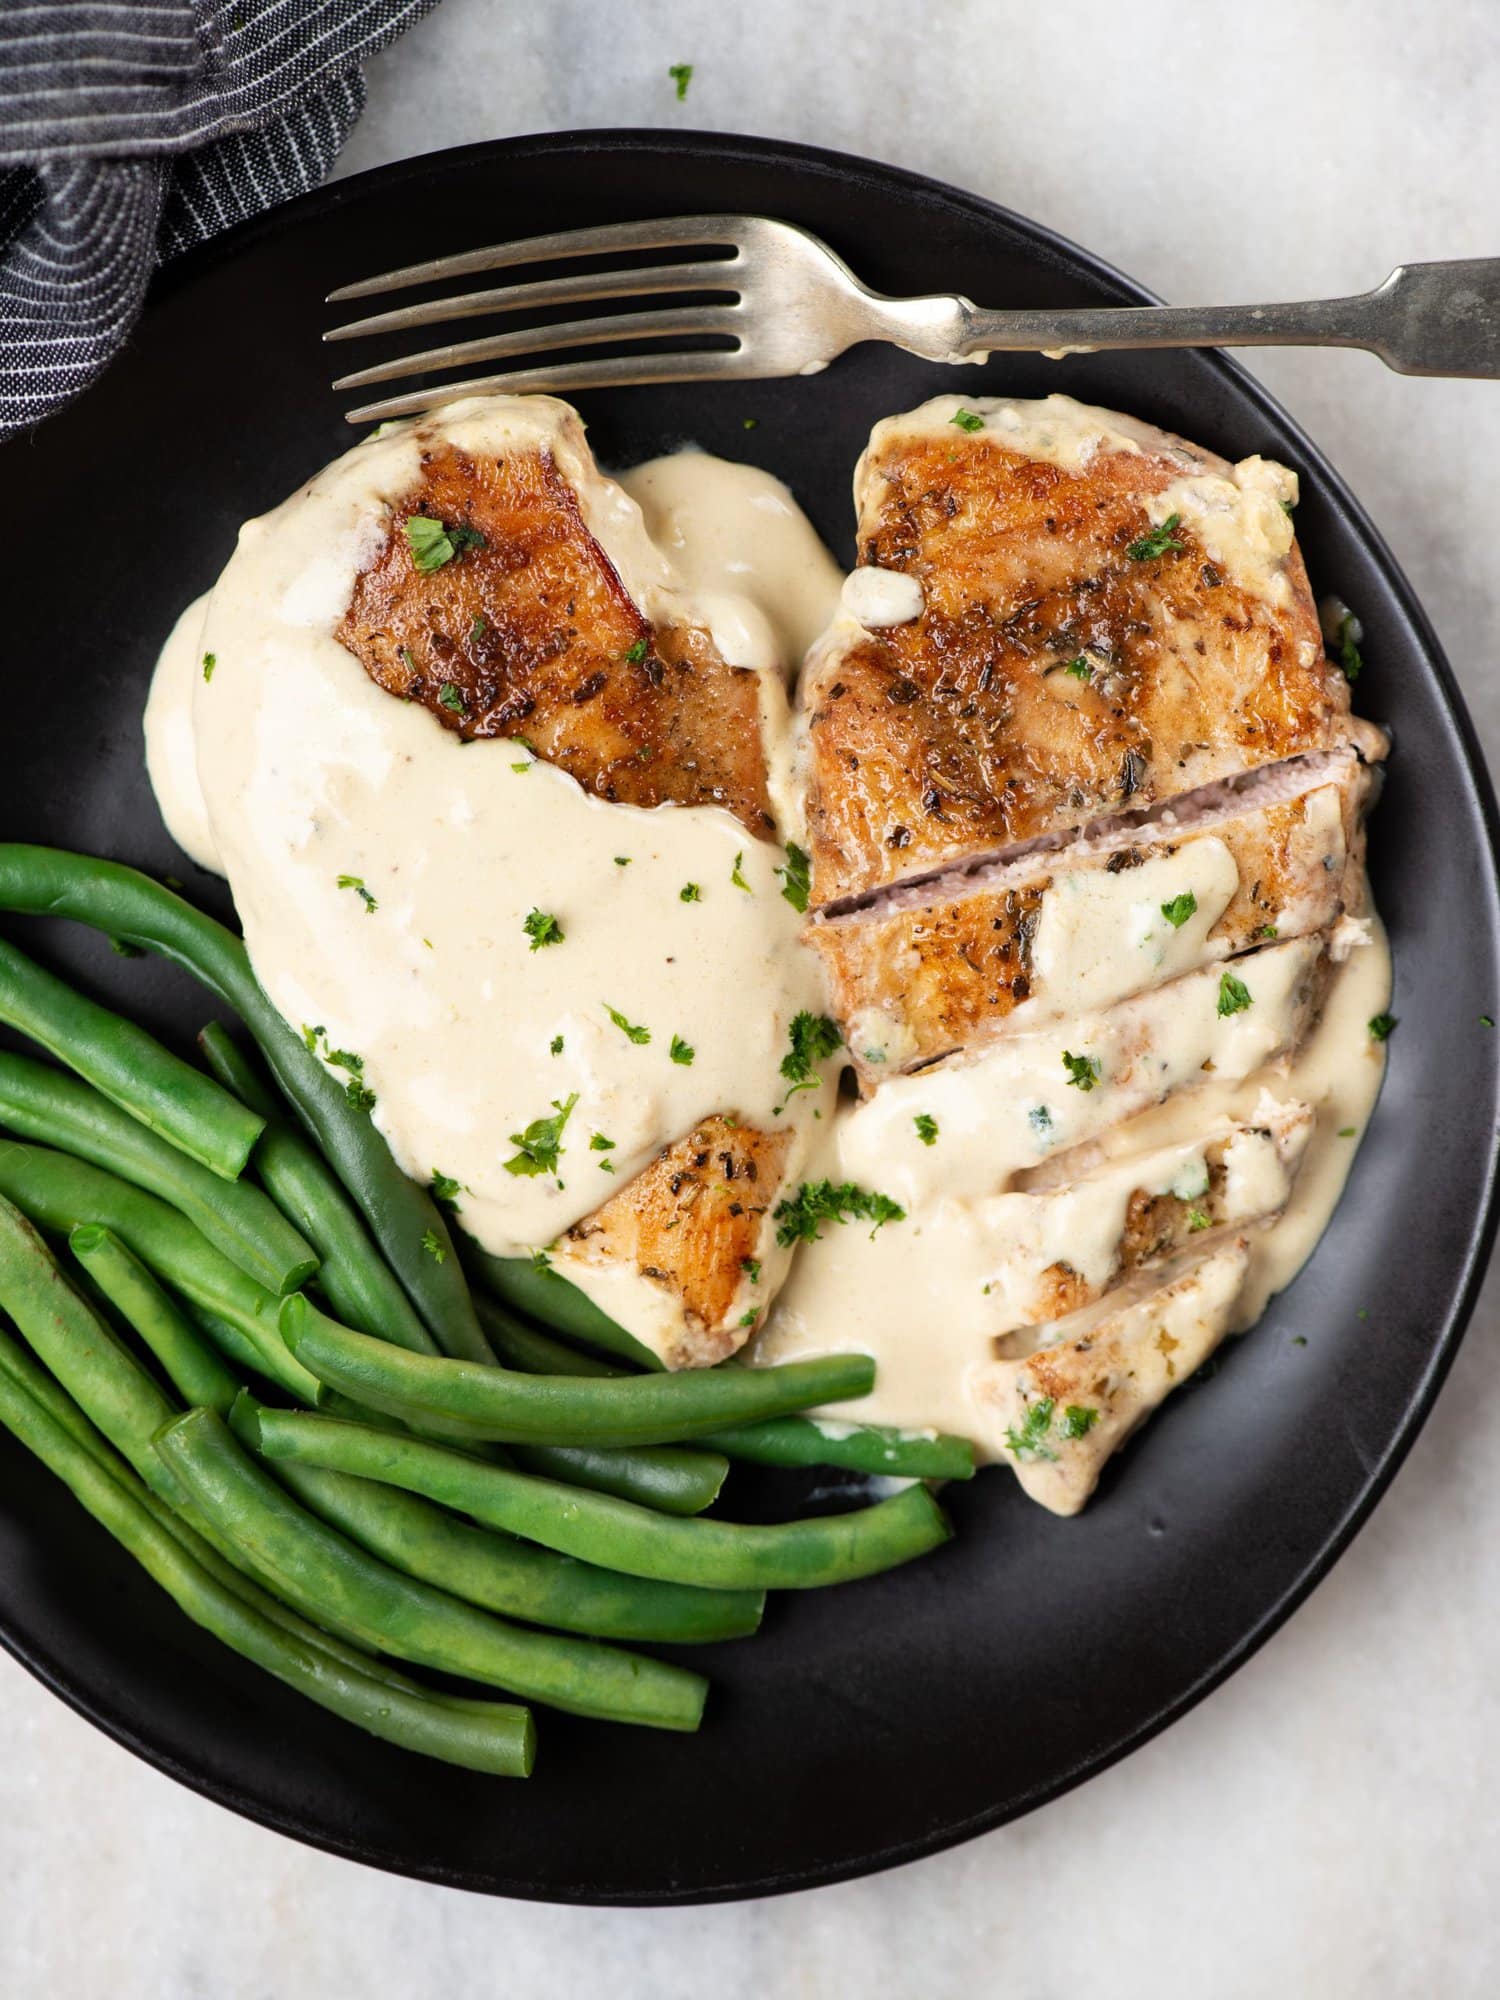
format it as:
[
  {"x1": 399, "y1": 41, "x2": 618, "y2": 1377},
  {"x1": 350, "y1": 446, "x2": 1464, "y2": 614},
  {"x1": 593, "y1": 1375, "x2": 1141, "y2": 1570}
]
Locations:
[{"x1": 5, "y1": 2, "x2": 1500, "y2": 1992}]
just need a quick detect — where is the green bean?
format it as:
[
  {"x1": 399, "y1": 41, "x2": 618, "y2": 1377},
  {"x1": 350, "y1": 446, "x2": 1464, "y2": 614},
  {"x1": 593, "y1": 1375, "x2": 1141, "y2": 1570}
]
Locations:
[
  {"x1": 513, "y1": 1442, "x2": 727, "y2": 1514},
  {"x1": 255, "y1": 1408, "x2": 953, "y2": 1591},
  {"x1": 474, "y1": 1294, "x2": 972, "y2": 1480},
  {"x1": 0, "y1": 1050, "x2": 315, "y2": 1295},
  {"x1": 281, "y1": 1293, "x2": 875, "y2": 1447},
  {"x1": 0, "y1": 1341, "x2": 533, "y2": 1773},
  {"x1": 68, "y1": 1225, "x2": 242, "y2": 1416},
  {"x1": 0, "y1": 936, "x2": 262, "y2": 1180},
  {"x1": 197, "y1": 1024, "x2": 438, "y2": 1356},
  {"x1": 0, "y1": 1321, "x2": 418, "y2": 1694},
  {"x1": 0, "y1": 1141, "x2": 323, "y2": 1406},
  {"x1": 0, "y1": 847, "x2": 489, "y2": 1362},
  {"x1": 158, "y1": 1408, "x2": 708, "y2": 1732},
  {"x1": 473, "y1": 1249, "x2": 663, "y2": 1369},
  {"x1": 225, "y1": 1397, "x2": 763, "y2": 1644},
  {"x1": 701, "y1": 1420, "x2": 975, "y2": 1482}
]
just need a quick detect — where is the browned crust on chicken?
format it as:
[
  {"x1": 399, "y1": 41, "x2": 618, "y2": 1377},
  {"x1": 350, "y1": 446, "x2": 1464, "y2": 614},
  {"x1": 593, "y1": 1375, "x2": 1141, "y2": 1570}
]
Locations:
[
  {"x1": 336, "y1": 440, "x2": 774, "y2": 834},
  {"x1": 559, "y1": 1116, "x2": 791, "y2": 1367},
  {"x1": 809, "y1": 757, "x2": 1370, "y2": 1084},
  {"x1": 804, "y1": 422, "x2": 1359, "y2": 906}
]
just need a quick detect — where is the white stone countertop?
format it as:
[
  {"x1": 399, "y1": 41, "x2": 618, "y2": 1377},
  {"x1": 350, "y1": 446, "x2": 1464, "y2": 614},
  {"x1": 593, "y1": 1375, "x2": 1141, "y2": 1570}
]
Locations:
[{"x1": 3, "y1": 2, "x2": 1498, "y2": 1993}]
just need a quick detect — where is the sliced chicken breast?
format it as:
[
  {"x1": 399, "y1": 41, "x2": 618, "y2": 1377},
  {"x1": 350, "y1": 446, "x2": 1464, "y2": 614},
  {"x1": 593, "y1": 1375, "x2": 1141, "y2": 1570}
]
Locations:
[
  {"x1": 802, "y1": 393, "x2": 1384, "y2": 909},
  {"x1": 812, "y1": 745, "x2": 1372, "y2": 1086},
  {"x1": 974, "y1": 1238, "x2": 1252, "y2": 1515}
]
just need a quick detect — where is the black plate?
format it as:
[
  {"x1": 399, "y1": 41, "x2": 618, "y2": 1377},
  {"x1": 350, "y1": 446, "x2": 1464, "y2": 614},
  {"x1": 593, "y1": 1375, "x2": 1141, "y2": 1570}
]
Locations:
[{"x1": 0, "y1": 130, "x2": 1496, "y2": 1904}]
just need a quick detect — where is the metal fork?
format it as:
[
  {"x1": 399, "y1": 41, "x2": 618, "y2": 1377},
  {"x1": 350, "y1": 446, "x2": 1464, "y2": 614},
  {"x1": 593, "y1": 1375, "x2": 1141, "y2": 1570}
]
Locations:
[{"x1": 325, "y1": 214, "x2": 1500, "y2": 423}]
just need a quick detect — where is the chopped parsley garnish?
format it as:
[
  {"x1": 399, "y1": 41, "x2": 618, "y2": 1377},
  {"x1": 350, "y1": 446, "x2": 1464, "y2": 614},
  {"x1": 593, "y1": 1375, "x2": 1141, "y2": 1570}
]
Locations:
[
  {"x1": 914, "y1": 1113, "x2": 939, "y2": 1146},
  {"x1": 1063, "y1": 656, "x2": 1092, "y2": 681},
  {"x1": 1126, "y1": 511, "x2": 1183, "y2": 561},
  {"x1": 420, "y1": 1229, "x2": 446, "y2": 1263},
  {"x1": 1255, "y1": 923, "x2": 1279, "y2": 940},
  {"x1": 779, "y1": 1011, "x2": 843, "y2": 1103},
  {"x1": 603, "y1": 1003, "x2": 651, "y2": 1045},
  {"x1": 469, "y1": 614, "x2": 487, "y2": 645},
  {"x1": 730, "y1": 852, "x2": 752, "y2": 892},
  {"x1": 549, "y1": 1034, "x2": 564, "y2": 1056},
  {"x1": 680, "y1": 882, "x2": 702, "y2": 903},
  {"x1": 405, "y1": 516, "x2": 487, "y2": 572},
  {"x1": 950, "y1": 407, "x2": 985, "y2": 433},
  {"x1": 437, "y1": 682, "x2": 467, "y2": 715},
  {"x1": 589, "y1": 1133, "x2": 615, "y2": 1152},
  {"x1": 773, "y1": 1179, "x2": 905, "y2": 1248},
  {"x1": 1336, "y1": 610, "x2": 1363, "y2": 683},
  {"x1": 743, "y1": 416, "x2": 758, "y2": 430},
  {"x1": 429, "y1": 1170, "x2": 463, "y2": 1210},
  {"x1": 109, "y1": 937, "x2": 144, "y2": 958},
  {"x1": 668, "y1": 61, "x2": 693, "y2": 98},
  {"x1": 1160, "y1": 891, "x2": 1197, "y2": 928},
  {"x1": 530, "y1": 1248, "x2": 553, "y2": 1273},
  {"x1": 738, "y1": 1309, "x2": 758, "y2": 1328},
  {"x1": 1368, "y1": 1012, "x2": 1397, "y2": 1042},
  {"x1": 201, "y1": 652, "x2": 216, "y2": 682},
  {"x1": 337, "y1": 873, "x2": 377, "y2": 914},
  {"x1": 623, "y1": 636, "x2": 649, "y2": 664},
  {"x1": 776, "y1": 841, "x2": 812, "y2": 913},
  {"x1": 1061, "y1": 1404, "x2": 1099, "y2": 1440},
  {"x1": 614, "y1": 855, "x2": 631, "y2": 867},
  {"x1": 669, "y1": 1034, "x2": 695, "y2": 1066},
  {"x1": 511, "y1": 757, "x2": 532, "y2": 772},
  {"x1": 1004, "y1": 1397, "x2": 1058, "y2": 1464},
  {"x1": 503, "y1": 1093, "x2": 578, "y2": 1181},
  {"x1": 1062, "y1": 1049, "x2": 1101, "y2": 1092},
  {"x1": 741, "y1": 1256, "x2": 761, "y2": 1285},
  {"x1": 1029, "y1": 1103, "x2": 1053, "y2": 1136},
  {"x1": 1218, "y1": 971, "x2": 1253, "y2": 1017},
  {"x1": 1483, "y1": 1014, "x2": 1495, "y2": 1028},
  {"x1": 301, "y1": 1026, "x2": 376, "y2": 1110},
  {"x1": 1186, "y1": 1206, "x2": 1211, "y2": 1232},
  {"x1": 1337, "y1": 1126, "x2": 1356, "y2": 1138},
  {"x1": 399, "y1": 645, "x2": 419, "y2": 676},
  {"x1": 523, "y1": 908, "x2": 565, "y2": 952}
]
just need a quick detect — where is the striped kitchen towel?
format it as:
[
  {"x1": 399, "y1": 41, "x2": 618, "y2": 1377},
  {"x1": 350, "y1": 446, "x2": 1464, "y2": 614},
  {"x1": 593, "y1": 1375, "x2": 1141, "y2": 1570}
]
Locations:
[{"x1": 0, "y1": 0, "x2": 440, "y2": 438}]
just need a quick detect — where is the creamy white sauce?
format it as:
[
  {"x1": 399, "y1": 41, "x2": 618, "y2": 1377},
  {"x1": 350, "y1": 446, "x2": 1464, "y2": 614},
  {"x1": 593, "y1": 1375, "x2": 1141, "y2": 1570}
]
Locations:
[
  {"x1": 144, "y1": 403, "x2": 835, "y2": 1343},
  {"x1": 143, "y1": 592, "x2": 220, "y2": 873},
  {"x1": 840, "y1": 566, "x2": 925, "y2": 627},
  {"x1": 755, "y1": 918, "x2": 1389, "y2": 1460}
]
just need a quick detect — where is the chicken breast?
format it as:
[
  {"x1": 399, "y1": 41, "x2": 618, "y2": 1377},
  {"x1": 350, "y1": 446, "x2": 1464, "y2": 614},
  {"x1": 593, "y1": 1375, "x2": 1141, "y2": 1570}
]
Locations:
[
  {"x1": 974, "y1": 1237, "x2": 1252, "y2": 1515},
  {"x1": 548, "y1": 1116, "x2": 794, "y2": 1368},
  {"x1": 332, "y1": 398, "x2": 799, "y2": 1366},
  {"x1": 337, "y1": 401, "x2": 775, "y2": 836},
  {"x1": 802, "y1": 393, "x2": 1384, "y2": 909},
  {"x1": 812, "y1": 745, "x2": 1373, "y2": 1086}
]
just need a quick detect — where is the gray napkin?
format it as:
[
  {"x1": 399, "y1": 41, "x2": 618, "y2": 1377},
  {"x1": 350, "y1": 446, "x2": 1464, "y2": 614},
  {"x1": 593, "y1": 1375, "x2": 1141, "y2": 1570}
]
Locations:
[{"x1": 0, "y1": 0, "x2": 440, "y2": 439}]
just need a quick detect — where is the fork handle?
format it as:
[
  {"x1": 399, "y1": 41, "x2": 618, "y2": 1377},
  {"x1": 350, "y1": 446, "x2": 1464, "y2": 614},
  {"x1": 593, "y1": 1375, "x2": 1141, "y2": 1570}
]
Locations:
[{"x1": 956, "y1": 259, "x2": 1500, "y2": 379}]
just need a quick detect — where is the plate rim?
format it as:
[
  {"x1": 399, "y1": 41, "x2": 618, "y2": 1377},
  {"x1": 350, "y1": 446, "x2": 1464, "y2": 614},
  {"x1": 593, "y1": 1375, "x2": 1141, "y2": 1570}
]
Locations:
[{"x1": 6, "y1": 123, "x2": 1499, "y2": 1903}]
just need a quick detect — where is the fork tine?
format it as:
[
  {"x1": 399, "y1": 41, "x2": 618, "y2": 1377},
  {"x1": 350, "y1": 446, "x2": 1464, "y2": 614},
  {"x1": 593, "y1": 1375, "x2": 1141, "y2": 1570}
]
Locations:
[
  {"x1": 343, "y1": 351, "x2": 769, "y2": 425},
  {"x1": 325, "y1": 215, "x2": 750, "y2": 303},
  {"x1": 330, "y1": 306, "x2": 742, "y2": 392},
  {"x1": 325, "y1": 260, "x2": 740, "y2": 344}
]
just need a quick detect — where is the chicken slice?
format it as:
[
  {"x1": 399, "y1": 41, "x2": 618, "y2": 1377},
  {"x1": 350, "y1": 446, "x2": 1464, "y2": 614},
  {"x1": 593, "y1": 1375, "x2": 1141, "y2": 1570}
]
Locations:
[
  {"x1": 811, "y1": 745, "x2": 1372, "y2": 1086},
  {"x1": 547, "y1": 1117, "x2": 794, "y2": 1368},
  {"x1": 802, "y1": 393, "x2": 1384, "y2": 908},
  {"x1": 974, "y1": 1238, "x2": 1252, "y2": 1514},
  {"x1": 984, "y1": 1101, "x2": 1310, "y2": 1331},
  {"x1": 336, "y1": 397, "x2": 776, "y2": 836}
]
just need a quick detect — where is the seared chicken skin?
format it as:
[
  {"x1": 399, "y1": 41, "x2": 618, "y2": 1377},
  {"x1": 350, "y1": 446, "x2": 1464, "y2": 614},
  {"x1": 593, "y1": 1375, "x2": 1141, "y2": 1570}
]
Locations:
[
  {"x1": 335, "y1": 400, "x2": 794, "y2": 1365},
  {"x1": 338, "y1": 416, "x2": 774, "y2": 836}
]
